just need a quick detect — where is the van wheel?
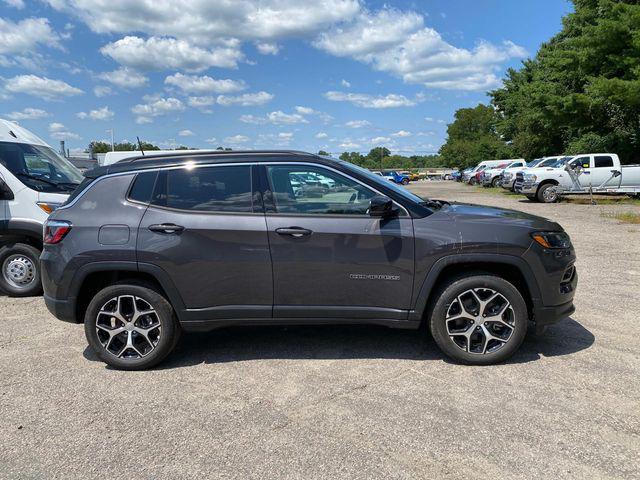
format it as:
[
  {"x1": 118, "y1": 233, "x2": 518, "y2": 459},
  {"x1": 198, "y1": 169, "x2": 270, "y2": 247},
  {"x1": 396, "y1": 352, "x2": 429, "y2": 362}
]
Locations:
[
  {"x1": 84, "y1": 284, "x2": 180, "y2": 370},
  {"x1": 537, "y1": 183, "x2": 559, "y2": 203},
  {"x1": 0, "y1": 243, "x2": 43, "y2": 297},
  {"x1": 491, "y1": 177, "x2": 501, "y2": 188},
  {"x1": 428, "y1": 275, "x2": 527, "y2": 365}
]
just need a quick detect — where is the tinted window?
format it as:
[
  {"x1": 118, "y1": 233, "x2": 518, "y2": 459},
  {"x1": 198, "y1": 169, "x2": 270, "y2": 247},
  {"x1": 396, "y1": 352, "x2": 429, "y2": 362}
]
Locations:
[
  {"x1": 594, "y1": 156, "x2": 614, "y2": 168},
  {"x1": 266, "y1": 165, "x2": 376, "y2": 215},
  {"x1": 152, "y1": 165, "x2": 252, "y2": 213},
  {"x1": 128, "y1": 171, "x2": 157, "y2": 203}
]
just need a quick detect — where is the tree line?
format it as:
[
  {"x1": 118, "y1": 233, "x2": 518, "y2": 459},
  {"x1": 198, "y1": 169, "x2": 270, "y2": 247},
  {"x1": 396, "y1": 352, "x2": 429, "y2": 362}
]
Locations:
[{"x1": 440, "y1": 0, "x2": 640, "y2": 168}]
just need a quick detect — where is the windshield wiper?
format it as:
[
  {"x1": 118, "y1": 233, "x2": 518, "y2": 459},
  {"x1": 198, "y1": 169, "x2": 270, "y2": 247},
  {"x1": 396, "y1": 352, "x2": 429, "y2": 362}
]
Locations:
[{"x1": 15, "y1": 173, "x2": 77, "y2": 192}]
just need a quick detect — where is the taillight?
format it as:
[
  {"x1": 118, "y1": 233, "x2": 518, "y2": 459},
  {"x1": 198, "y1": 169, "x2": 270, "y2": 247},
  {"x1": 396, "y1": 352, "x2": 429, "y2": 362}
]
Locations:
[{"x1": 44, "y1": 220, "x2": 72, "y2": 244}]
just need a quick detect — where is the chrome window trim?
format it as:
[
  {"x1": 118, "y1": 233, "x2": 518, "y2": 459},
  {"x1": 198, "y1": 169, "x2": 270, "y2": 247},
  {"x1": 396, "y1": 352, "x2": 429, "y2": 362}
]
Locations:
[{"x1": 57, "y1": 160, "x2": 410, "y2": 217}]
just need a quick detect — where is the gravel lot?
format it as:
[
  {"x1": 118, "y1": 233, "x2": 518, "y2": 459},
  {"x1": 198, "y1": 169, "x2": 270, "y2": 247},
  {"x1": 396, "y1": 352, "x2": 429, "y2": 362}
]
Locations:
[{"x1": 1, "y1": 181, "x2": 639, "y2": 479}]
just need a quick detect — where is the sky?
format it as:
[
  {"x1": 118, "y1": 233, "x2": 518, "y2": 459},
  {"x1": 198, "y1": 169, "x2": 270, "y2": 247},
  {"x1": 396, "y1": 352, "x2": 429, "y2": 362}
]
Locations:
[{"x1": 0, "y1": 0, "x2": 573, "y2": 156}]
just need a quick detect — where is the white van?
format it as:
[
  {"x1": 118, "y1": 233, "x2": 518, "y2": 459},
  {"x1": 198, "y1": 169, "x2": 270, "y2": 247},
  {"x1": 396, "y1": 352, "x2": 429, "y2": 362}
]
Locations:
[
  {"x1": 102, "y1": 149, "x2": 216, "y2": 165},
  {"x1": 0, "y1": 119, "x2": 84, "y2": 295}
]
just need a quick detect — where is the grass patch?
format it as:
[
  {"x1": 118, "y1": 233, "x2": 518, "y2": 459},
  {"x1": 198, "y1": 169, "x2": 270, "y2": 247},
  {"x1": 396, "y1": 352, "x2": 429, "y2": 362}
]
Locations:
[
  {"x1": 613, "y1": 212, "x2": 640, "y2": 224},
  {"x1": 473, "y1": 186, "x2": 520, "y2": 196},
  {"x1": 560, "y1": 195, "x2": 640, "y2": 205}
]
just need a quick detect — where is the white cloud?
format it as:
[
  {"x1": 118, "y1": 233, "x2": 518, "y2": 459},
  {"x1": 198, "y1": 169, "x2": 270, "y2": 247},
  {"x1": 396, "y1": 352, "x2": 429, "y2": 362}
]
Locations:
[
  {"x1": 131, "y1": 96, "x2": 185, "y2": 122},
  {"x1": 325, "y1": 91, "x2": 417, "y2": 108},
  {"x1": 345, "y1": 120, "x2": 371, "y2": 128},
  {"x1": 178, "y1": 129, "x2": 195, "y2": 137},
  {"x1": 6, "y1": 108, "x2": 49, "y2": 120},
  {"x1": 187, "y1": 96, "x2": 216, "y2": 110},
  {"x1": 239, "y1": 114, "x2": 266, "y2": 125},
  {"x1": 315, "y1": 8, "x2": 527, "y2": 91},
  {"x1": 369, "y1": 136, "x2": 391, "y2": 144},
  {"x1": 341, "y1": 79, "x2": 351, "y2": 88},
  {"x1": 4, "y1": 75, "x2": 83, "y2": 101},
  {"x1": 0, "y1": 17, "x2": 61, "y2": 54},
  {"x1": 224, "y1": 134, "x2": 249, "y2": 144},
  {"x1": 98, "y1": 68, "x2": 148, "y2": 89},
  {"x1": 101, "y1": 36, "x2": 244, "y2": 72},
  {"x1": 294, "y1": 106, "x2": 317, "y2": 115},
  {"x1": 256, "y1": 42, "x2": 280, "y2": 55},
  {"x1": 165, "y1": 73, "x2": 246, "y2": 94},
  {"x1": 76, "y1": 106, "x2": 114, "y2": 121},
  {"x1": 216, "y1": 91, "x2": 274, "y2": 106},
  {"x1": 205, "y1": 137, "x2": 217, "y2": 144},
  {"x1": 315, "y1": 132, "x2": 328, "y2": 139},
  {"x1": 3, "y1": 0, "x2": 25, "y2": 8},
  {"x1": 339, "y1": 140, "x2": 361, "y2": 149},
  {"x1": 93, "y1": 86, "x2": 113, "y2": 97},
  {"x1": 49, "y1": 122, "x2": 80, "y2": 140},
  {"x1": 135, "y1": 116, "x2": 153, "y2": 125},
  {"x1": 47, "y1": 1, "x2": 360, "y2": 44},
  {"x1": 240, "y1": 110, "x2": 307, "y2": 125},
  {"x1": 391, "y1": 130, "x2": 412, "y2": 137}
]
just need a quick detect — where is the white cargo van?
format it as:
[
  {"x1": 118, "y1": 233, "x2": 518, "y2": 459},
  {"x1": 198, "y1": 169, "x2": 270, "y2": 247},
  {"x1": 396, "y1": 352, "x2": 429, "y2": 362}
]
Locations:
[
  {"x1": 0, "y1": 119, "x2": 83, "y2": 295},
  {"x1": 102, "y1": 149, "x2": 216, "y2": 165}
]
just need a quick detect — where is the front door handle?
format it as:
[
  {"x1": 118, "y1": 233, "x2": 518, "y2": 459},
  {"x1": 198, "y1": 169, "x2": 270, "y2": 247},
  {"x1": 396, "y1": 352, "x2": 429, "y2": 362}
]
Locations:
[
  {"x1": 275, "y1": 227, "x2": 312, "y2": 238},
  {"x1": 148, "y1": 223, "x2": 185, "y2": 234}
]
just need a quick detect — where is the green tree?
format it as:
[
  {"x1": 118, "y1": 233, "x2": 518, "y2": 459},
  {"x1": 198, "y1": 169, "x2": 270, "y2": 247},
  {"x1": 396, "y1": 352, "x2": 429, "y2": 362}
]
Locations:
[
  {"x1": 490, "y1": 0, "x2": 640, "y2": 163},
  {"x1": 317, "y1": 150, "x2": 330, "y2": 156},
  {"x1": 438, "y1": 104, "x2": 513, "y2": 168}
]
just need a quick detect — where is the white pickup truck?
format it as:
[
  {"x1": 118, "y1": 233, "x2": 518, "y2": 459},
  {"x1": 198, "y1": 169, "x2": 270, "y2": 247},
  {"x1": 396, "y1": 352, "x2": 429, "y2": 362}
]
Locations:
[{"x1": 516, "y1": 153, "x2": 640, "y2": 203}]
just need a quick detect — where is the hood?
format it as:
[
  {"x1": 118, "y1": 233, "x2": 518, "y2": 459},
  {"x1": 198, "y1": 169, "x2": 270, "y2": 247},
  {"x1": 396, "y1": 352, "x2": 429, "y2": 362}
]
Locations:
[
  {"x1": 522, "y1": 166, "x2": 563, "y2": 175},
  {"x1": 444, "y1": 202, "x2": 562, "y2": 231}
]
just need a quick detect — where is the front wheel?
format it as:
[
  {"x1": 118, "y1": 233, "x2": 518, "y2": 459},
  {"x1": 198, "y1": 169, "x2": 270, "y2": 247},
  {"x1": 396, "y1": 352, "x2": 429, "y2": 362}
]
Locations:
[
  {"x1": 429, "y1": 275, "x2": 528, "y2": 365},
  {"x1": 0, "y1": 243, "x2": 43, "y2": 297},
  {"x1": 537, "y1": 183, "x2": 559, "y2": 203},
  {"x1": 491, "y1": 177, "x2": 501, "y2": 188},
  {"x1": 401, "y1": 178, "x2": 409, "y2": 185},
  {"x1": 84, "y1": 284, "x2": 180, "y2": 370}
]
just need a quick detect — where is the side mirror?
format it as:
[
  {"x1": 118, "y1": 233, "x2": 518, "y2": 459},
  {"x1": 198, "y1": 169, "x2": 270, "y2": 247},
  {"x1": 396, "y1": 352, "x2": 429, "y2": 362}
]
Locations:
[
  {"x1": 369, "y1": 195, "x2": 396, "y2": 218},
  {"x1": 0, "y1": 178, "x2": 14, "y2": 200}
]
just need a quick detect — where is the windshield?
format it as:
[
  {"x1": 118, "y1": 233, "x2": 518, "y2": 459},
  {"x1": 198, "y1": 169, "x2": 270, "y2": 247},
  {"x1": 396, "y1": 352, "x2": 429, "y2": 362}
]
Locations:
[
  {"x1": 526, "y1": 159, "x2": 542, "y2": 167},
  {"x1": 337, "y1": 160, "x2": 427, "y2": 204},
  {"x1": 0, "y1": 142, "x2": 83, "y2": 193}
]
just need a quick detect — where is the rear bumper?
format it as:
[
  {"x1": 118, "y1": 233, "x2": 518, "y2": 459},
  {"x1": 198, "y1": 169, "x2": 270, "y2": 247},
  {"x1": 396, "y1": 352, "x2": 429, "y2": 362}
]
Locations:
[{"x1": 44, "y1": 294, "x2": 77, "y2": 323}]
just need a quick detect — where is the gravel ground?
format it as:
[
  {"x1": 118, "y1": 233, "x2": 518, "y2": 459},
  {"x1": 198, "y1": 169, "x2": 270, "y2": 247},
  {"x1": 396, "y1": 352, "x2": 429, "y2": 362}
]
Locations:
[{"x1": 1, "y1": 181, "x2": 638, "y2": 479}]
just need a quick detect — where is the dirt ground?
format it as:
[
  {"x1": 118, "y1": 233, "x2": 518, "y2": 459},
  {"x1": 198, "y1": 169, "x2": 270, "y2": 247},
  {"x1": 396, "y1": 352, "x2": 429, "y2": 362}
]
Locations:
[{"x1": 0, "y1": 181, "x2": 638, "y2": 479}]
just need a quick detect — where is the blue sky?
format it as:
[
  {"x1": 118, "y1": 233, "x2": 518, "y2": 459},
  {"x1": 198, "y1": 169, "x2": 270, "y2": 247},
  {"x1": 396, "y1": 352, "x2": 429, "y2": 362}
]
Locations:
[{"x1": 1, "y1": 0, "x2": 573, "y2": 155}]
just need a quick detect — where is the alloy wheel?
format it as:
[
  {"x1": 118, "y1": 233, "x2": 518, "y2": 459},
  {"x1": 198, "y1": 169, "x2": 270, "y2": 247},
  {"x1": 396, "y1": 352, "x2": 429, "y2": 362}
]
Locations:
[
  {"x1": 2, "y1": 254, "x2": 36, "y2": 290},
  {"x1": 445, "y1": 288, "x2": 515, "y2": 355},
  {"x1": 95, "y1": 295, "x2": 161, "y2": 359}
]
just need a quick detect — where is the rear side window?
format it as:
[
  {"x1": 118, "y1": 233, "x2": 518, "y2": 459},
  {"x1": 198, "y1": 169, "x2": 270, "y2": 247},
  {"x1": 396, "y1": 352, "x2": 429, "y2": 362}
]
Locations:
[
  {"x1": 594, "y1": 156, "x2": 614, "y2": 168},
  {"x1": 128, "y1": 171, "x2": 158, "y2": 204},
  {"x1": 152, "y1": 165, "x2": 252, "y2": 213}
]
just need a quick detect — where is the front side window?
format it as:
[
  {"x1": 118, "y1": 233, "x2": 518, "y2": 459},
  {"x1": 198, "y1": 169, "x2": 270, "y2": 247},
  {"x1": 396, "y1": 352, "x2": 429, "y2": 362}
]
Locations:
[
  {"x1": 0, "y1": 141, "x2": 83, "y2": 193},
  {"x1": 152, "y1": 165, "x2": 252, "y2": 213},
  {"x1": 266, "y1": 165, "x2": 376, "y2": 215}
]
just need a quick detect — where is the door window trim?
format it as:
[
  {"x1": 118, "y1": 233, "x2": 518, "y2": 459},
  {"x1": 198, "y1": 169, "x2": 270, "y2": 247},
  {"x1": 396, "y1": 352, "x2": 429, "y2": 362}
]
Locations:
[{"x1": 259, "y1": 162, "x2": 409, "y2": 218}]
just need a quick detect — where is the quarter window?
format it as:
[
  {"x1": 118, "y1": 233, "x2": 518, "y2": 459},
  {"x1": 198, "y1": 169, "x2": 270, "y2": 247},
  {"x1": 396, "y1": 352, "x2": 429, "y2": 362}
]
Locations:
[
  {"x1": 128, "y1": 171, "x2": 158, "y2": 204},
  {"x1": 594, "y1": 156, "x2": 614, "y2": 168},
  {"x1": 152, "y1": 165, "x2": 253, "y2": 213},
  {"x1": 266, "y1": 165, "x2": 376, "y2": 215}
]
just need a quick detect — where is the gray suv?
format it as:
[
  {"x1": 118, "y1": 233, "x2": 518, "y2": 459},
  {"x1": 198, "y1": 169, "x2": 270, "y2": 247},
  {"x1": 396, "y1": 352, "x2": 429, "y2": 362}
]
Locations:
[{"x1": 41, "y1": 151, "x2": 577, "y2": 369}]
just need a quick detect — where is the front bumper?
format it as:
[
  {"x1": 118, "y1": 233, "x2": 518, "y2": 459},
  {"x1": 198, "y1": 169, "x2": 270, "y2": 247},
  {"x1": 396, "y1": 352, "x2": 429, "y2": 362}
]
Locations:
[
  {"x1": 517, "y1": 182, "x2": 538, "y2": 195},
  {"x1": 501, "y1": 178, "x2": 515, "y2": 189}
]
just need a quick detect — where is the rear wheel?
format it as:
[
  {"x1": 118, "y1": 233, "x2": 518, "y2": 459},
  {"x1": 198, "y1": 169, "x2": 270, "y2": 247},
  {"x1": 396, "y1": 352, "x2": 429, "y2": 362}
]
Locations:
[
  {"x1": 0, "y1": 243, "x2": 42, "y2": 297},
  {"x1": 469, "y1": 177, "x2": 477, "y2": 186},
  {"x1": 429, "y1": 275, "x2": 528, "y2": 365},
  {"x1": 491, "y1": 177, "x2": 501, "y2": 188},
  {"x1": 84, "y1": 284, "x2": 180, "y2": 370},
  {"x1": 537, "y1": 183, "x2": 559, "y2": 203},
  {"x1": 526, "y1": 195, "x2": 538, "y2": 202}
]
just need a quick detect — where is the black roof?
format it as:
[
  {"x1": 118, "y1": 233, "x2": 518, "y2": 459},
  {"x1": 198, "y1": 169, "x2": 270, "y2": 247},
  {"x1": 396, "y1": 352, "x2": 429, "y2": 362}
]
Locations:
[{"x1": 85, "y1": 150, "x2": 325, "y2": 178}]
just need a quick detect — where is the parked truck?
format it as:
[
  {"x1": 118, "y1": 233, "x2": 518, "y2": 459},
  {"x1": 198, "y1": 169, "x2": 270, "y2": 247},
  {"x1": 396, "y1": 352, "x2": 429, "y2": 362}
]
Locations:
[
  {"x1": 516, "y1": 153, "x2": 640, "y2": 203},
  {"x1": 0, "y1": 119, "x2": 83, "y2": 295}
]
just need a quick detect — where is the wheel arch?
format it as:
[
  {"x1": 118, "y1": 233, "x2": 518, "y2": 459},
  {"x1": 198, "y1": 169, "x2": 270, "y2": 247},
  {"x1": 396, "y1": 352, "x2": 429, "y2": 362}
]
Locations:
[
  {"x1": 69, "y1": 262, "x2": 186, "y2": 323},
  {"x1": 410, "y1": 254, "x2": 542, "y2": 324}
]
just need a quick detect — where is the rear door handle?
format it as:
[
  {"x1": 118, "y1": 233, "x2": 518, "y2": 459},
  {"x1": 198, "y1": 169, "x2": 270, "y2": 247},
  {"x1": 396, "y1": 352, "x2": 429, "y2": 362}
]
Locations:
[
  {"x1": 275, "y1": 227, "x2": 312, "y2": 238},
  {"x1": 148, "y1": 223, "x2": 185, "y2": 234}
]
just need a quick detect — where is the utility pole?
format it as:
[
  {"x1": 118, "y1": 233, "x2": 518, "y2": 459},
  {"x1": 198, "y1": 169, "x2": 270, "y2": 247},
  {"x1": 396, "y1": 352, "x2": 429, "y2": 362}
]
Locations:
[{"x1": 106, "y1": 129, "x2": 114, "y2": 151}]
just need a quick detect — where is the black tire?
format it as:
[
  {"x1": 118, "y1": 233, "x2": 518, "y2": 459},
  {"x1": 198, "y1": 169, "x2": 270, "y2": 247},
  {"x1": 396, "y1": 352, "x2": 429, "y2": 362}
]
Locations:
[
  {"x1": 469, "y1": 177, "x2": 477, "y2": 185},
  {"x1": 0, "y1": 243, "x2": 43, "y2": 297},
  {"x1": 401, "y1": 178, "x2": 409, "y2": 185},
  {"x1": 537, "y1": 183, "x2": 559, "y2": 203},
  {"x1": 526, "y1": 195, "x2": 538, "y2": 202},
  {"x1": 491, "y1": 177, "x2": 501, "y2": 188},
  {"x1": 428, "y1": 274, "x2": 528, "y2": 365},
  {"x1": 84, "y1": 283, "x2": 180, "y2": 370}
]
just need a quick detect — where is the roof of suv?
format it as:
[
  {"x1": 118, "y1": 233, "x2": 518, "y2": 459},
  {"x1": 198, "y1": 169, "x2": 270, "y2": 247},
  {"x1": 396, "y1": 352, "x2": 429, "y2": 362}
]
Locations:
[{"x1": 85, "y1": 150, "x2": 324, "y2": 178}]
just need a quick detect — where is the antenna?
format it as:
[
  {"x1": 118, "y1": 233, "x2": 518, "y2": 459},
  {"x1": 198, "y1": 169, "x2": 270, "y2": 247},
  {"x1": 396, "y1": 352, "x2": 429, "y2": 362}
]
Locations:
[{"x1": 137, "y1": 136, "x2": 145, "y2": 156}]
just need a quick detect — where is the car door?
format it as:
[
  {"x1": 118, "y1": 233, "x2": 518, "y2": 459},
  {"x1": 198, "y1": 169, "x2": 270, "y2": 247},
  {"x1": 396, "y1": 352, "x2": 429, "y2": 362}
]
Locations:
[
  {"x1": 137, "y1": 163, "x2": 273, "y2": 320},
  {"x1": 261, "y1": 163, "x2": 414, "y2": 321},
  {"x1": 589, "y1": 155, "x2": 616, "y2": 187}
]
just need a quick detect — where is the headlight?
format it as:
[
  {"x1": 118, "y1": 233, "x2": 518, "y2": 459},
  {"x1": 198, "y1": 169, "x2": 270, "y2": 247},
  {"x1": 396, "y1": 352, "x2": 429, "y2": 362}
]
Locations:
[
  {"x1": 523, "y1": 174, "x2": 537, "y2": 182},
  {"x1": 531, "y1": 231, "x2": 572, "y2": 249}
]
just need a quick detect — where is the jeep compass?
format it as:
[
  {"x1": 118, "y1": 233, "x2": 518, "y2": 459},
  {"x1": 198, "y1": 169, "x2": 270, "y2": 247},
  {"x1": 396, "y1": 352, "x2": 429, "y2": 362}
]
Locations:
[{"x1": 41, "y1": 151, "x2": 577, "y2": 369}]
